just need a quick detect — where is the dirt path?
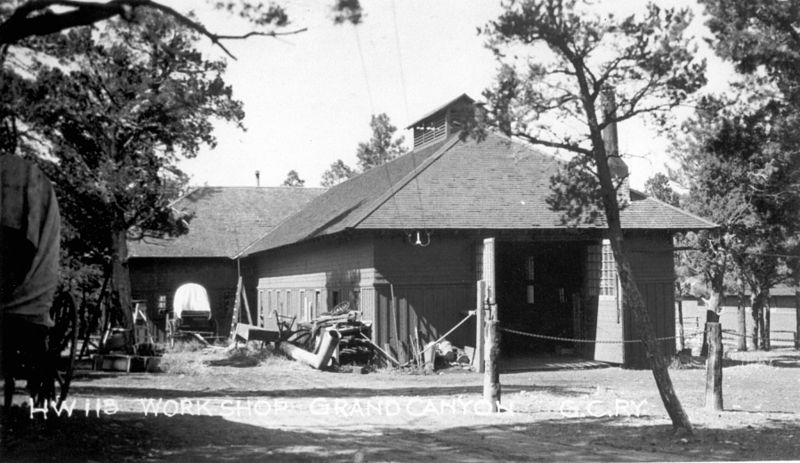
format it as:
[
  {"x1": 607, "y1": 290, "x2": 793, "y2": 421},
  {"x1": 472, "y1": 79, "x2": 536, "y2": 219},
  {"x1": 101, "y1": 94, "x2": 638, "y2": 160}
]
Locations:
[{"x1": 3, "y1": 349, "x2": 800, "y2": 462}]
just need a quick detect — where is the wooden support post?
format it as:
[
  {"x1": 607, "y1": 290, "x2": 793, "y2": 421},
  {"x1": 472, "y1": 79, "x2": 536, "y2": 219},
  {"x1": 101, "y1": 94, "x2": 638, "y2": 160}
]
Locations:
[
  {"x1": 482, "y1": 238, "x2": 496, "y2": 303},
  {"x1": 705, "y1": 322, "x2": 723, "y2": 411},
  {"x1": 484, "y1": 307, "x2": 500, "y2": 412},
  {"x1": 390, "y1": 284, "x2": 406, "y2": 364},
  {"x1": 481, "y1": 237, "x2": 500, "y2": 411},
  {"x1": 229, "y1": 277, "x2": 243, "y2": 340},
  {"x1": 257, "y1": 290, "x2": 264, "y2": 328},
  {"x1": 475, "y1": 280, "x2": 486, "y2": 372},
  {"x1": 241, "y1": 280, "x2": 253, "y2": 326}
]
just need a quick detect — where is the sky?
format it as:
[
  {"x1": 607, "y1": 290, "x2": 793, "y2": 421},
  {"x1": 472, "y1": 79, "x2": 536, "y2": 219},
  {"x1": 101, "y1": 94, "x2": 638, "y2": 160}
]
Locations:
[{"x1": 178, "y1": 0, "x2": 728, "y2": 190}]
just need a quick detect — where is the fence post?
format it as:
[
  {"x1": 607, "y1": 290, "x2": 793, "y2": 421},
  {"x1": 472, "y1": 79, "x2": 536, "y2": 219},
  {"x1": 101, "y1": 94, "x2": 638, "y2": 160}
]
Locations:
[{"x1": 705, "y1": 322, "x2": 723, "y2": 411}]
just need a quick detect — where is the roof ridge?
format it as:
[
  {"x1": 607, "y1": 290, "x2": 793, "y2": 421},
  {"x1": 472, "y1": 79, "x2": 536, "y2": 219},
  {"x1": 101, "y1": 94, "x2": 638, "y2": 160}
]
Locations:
[
  {"x1": 347, "y1": 134, "x2": 463, "y2": 229},
  {"x1": 233, "y1": 190, "x2": 326, "y2": 258},
  {"x1": 184, "y1": 185, "x2": 327, "y2": 191},
  {"x1": 630, "y1": 188, "x2": 718, "y2": 228},
  {"x1": 236, "y1": 138, "x2": 456, "y2": 257}
]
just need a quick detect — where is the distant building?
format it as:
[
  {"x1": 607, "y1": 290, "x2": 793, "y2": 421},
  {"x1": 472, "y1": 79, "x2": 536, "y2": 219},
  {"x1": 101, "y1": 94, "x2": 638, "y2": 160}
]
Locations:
[{"x1": 128, "y1": 186, "x2": 323, "y2": 341}]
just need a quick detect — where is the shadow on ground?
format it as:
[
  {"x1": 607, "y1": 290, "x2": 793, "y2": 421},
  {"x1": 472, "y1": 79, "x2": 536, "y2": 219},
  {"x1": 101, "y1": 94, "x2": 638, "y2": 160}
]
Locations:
[
  {"x1": 60, "y1": 383, "x2": 587, "y2": 400},
  {"x1": 2, "y1": 408, "x2": 798, "y2": 462}
]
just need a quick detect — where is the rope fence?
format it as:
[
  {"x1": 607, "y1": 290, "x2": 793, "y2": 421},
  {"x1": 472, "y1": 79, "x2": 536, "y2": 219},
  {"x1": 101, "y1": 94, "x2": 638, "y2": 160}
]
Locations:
[{"x1": 499, "y1": 325, "x2": 704, "y2": 345}]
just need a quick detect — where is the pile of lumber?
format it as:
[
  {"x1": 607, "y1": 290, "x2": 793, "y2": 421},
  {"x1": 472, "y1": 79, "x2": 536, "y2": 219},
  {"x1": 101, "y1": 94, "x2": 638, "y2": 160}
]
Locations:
[{"x1": 293, "y1": 305, "x2": 374, "y2": 366}]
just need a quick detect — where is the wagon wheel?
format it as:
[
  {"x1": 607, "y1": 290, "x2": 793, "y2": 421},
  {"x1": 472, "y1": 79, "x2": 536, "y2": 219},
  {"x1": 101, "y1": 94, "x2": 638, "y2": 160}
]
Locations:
[
  {"x1": 166, "y1": 318, "x2": 176, "y2": 349},
  {"x1": 30, "y1": 290, "x2": 78, "y2": 408}
]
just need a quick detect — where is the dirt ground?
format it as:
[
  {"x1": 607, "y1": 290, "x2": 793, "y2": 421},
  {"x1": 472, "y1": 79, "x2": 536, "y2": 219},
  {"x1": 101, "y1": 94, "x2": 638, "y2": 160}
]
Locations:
[{"x1": 2, "y1": 347, "x2": 800, "y2": 462}]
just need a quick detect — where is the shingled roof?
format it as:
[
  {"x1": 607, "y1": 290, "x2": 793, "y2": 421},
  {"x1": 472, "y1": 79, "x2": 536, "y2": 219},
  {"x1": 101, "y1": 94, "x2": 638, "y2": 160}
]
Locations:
[
  {"x1": 242, "y1": 132, "x2": 716, "y2": 256},
  {"x1": 129, "y1": 186, "x2": 324, "y2": 258}
]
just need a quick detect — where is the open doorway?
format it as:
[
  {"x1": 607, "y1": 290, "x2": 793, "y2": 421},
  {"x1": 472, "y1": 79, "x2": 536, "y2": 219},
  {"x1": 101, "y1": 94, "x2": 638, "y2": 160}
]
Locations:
[{"x1": 496, "y1": 241, "x2": 585, "y2": 356}]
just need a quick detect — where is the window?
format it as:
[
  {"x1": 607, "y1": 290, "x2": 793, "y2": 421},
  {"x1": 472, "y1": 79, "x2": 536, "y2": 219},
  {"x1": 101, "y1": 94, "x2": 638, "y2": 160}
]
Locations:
[
  {"x1": 600, "y1": 241, "x2": 617, "y2": 297},
  {"x1": 276, "y1": 291, "x2": 282, "y2": 314},
  {"x1": 586, "y1": 241, "x2": 617, "y2": 298},
  {"x1": 332, "y1": 290, "x2": 340, "y2": 307},
  {"x1": 315, "y1": 290, "x2": 321, "y2": 318},
  {"x1": 286, "y1": 290, "x2": 292, "y2": 314}
]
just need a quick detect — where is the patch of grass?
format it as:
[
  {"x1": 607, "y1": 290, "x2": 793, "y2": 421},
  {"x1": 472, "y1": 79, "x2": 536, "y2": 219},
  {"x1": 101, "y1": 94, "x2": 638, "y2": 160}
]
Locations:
[
  {"x1": 166, "y1": 339, "x2": 207, "y2": 353},
  {"x1": 208, "y1": 343, "x2": 296, "y2": 368},
  {"x1": 157, "y1": 349, "x2": 210, "y2": 376}
]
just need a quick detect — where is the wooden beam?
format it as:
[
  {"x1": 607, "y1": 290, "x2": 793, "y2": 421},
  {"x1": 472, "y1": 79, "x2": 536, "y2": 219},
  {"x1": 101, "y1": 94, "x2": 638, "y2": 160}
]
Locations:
[
  {"x1": 241, "y1": 280, "x2": 253, "y2": 325},
  {"x1": 278, "y1": 329, "x2": 341, "y2": 370}
]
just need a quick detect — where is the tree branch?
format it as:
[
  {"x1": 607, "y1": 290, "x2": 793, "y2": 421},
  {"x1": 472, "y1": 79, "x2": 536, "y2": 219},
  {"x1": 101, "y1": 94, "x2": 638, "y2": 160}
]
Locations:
[
  {"x1": 0, "y1": 0, "x2": 307, "y2": 59},
  {"x1": 511, "y1": 130, "x2": 592, "y2": 155}
]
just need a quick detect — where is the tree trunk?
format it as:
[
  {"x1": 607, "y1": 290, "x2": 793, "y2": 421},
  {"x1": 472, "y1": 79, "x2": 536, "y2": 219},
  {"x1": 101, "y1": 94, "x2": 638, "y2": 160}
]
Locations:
[
  {"x1": 795, "y1": 290, "x2": 800, "y2": 350},
  {"x1": 615, "y1": 254, "x2": 693, "y2": 434},
  {"x1": 589, "y1": 87, "x2": 691, "y2": 434},
  {"x1": 762, "y1": 297, "x2": 771, "y2": 351},
  {"x1": 111, "y1": 230, "x2": 134, "y2": 347},
  {"x1": 751, "y1": 291, "x2": 767, "y2": 351},
  {"x1": 736, "y1": 289, "x2": 747, "y2": 351},
  {"x1": 676, "y1": 296, "x2": 685, "y2": 352}
]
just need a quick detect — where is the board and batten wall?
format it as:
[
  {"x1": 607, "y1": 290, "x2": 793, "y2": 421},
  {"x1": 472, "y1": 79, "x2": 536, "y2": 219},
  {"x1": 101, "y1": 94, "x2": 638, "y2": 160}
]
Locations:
[
  {"x1": 372, "y1": 235, "x2": 477, "y2": 351},
  {"x1": 624, "y1": 232, "x2": 677, "y2": 368},
  {"x1": 245, "y1": 230, "x2": 678, "y2": 368},
  {"x1": 578, "y1": 232, "x2": 677, "y2": 368},
  {"x1": 249, "y1": 233, "x2": 478, "y2": 349},
  {"x1": 249, "y1": 236, "x2": 378, "y2": 327}
]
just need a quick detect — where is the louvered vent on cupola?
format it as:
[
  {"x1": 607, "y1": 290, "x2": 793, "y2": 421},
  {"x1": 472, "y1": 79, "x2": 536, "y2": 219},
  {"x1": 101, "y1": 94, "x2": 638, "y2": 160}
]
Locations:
[{"x1": 407, "y1": 94, "x2": 476, "y2": 149}]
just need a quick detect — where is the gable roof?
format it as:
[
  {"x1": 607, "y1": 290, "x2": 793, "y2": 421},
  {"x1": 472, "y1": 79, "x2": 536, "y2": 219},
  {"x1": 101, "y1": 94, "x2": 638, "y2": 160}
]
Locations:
[
  {"x1": 242, "y1": 132, "x2": 716, "y2": 256},
  {"x1": 240, "y1": 138, "x2": 454, "y2": 256},
  {"x1": 129, "y1": 186, "x2": 324, "y2": 259}
]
